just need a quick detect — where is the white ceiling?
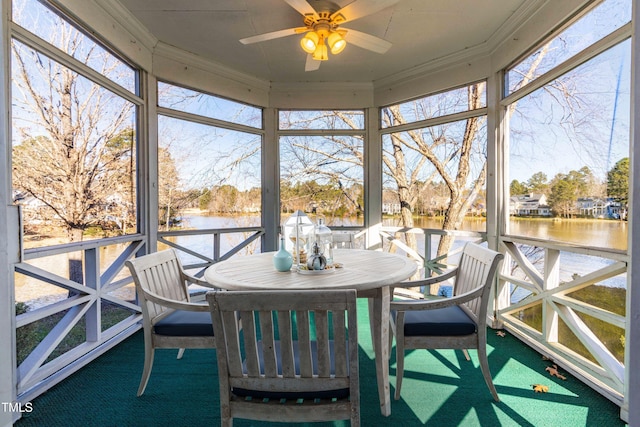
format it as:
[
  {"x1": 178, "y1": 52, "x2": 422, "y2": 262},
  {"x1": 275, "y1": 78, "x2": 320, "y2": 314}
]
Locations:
[{"x1": 115, "y1": 0, "x2": 537, "y2": 85}]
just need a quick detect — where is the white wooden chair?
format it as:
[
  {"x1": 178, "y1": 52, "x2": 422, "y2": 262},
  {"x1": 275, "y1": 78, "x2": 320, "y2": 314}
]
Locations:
[
  {"x1": 207, "y1": 289, "x2": 360, "y2": 426},
  {"x1": 126, "y1": 249, "x2": 218, "y2": 396},
  {"x1": 332, "y1": 232, "x2": 356, "y2": 248},
  {"x1": 389, "y1": 242, "x2": 504, "y2": 401}
]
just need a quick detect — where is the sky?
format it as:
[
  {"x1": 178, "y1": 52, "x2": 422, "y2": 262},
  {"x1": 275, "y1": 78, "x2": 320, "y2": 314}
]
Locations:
[{"x1": 507, "y1": 0, "x2": 631, "y2": 185}]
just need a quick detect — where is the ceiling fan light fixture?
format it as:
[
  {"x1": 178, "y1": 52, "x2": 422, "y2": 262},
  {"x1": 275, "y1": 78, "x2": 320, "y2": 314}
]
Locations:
[
  {"x1": 327, "y1": 32, "x2": 346, "y2": 54},
  {"x1": 240, "y1": 0, "x2": 397, "y2": 71},
  {"x1": 300, "y1": 31, "x2": 319, "y2": 53}
]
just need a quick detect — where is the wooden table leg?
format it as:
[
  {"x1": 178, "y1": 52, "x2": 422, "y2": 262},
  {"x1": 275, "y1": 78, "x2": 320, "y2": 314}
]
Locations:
[{"x1": 369, "y1": 286, "x2": 391, "y2": 417}]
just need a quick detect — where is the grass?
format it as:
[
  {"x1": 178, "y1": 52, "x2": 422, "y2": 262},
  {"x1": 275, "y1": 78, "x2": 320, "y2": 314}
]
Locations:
[
  {"x1": 518, "y1": 284, "x2": 625, "y2": 364},
  {"x1": 15, "y1": 301, "x2": 135, "y2": 365}
]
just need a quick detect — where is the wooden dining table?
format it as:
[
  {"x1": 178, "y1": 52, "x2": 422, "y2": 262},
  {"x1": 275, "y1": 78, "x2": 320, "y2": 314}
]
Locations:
[{"x1": 204, "y1": 248, "x2": 417, "y2": 417}]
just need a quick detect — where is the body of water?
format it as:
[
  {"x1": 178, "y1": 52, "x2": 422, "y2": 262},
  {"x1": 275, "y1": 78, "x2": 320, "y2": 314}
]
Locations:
[
  {"x1": 183, "y1": 214, "x2": 628, "y2": 251},
  {"x1": 395, "y1": 216, "x2": 628, "y2": 290},
  {"x1": 181, "y1": 214, "x2": 628, "y2": 290},
  {"x1": 15, "y1": 214, "x2": 628, "y2": 307},
  {"x1": 508, "y1": 218, "x2": 627, "y2": 251},
  {"x1": 386, "y1": 216, "x2": 627, "y2": 251}
]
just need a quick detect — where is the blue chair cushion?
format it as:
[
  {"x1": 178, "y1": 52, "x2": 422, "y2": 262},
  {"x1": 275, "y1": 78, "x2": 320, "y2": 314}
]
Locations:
[
  {"x1": 153, "y1": 310, "x2": 214, "y2": 337},
  {"x1": 233, "y1": 340, "x2": 350, "y2": 400},
  {"x1": 399, "y1": 305, "x2": 477, "y2": 337}
]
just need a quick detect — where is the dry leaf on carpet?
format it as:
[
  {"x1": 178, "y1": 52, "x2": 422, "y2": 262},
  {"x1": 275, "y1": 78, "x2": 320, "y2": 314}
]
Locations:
[
  {"x1": 532, "y1": 384, "x2": 549, "y2": 393},
  {"x1": 545, "y1": 364, "x2": 567, "y2": 380}
]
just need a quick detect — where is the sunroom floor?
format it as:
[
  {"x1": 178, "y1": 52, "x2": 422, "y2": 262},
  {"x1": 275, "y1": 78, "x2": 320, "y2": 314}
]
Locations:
[{"x1": 15, "y1": 298, "x2": 623, "y2": 426}]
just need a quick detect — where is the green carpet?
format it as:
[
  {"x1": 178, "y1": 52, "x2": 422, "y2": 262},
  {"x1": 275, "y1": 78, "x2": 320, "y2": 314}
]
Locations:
[{"x1": 16, "y1": 299, "x2": 623, "y2": 426}]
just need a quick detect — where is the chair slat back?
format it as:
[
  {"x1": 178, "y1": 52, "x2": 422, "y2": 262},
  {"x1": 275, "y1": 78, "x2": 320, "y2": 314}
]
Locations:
[
  {"x1": 453, "y1": 243, "x2": 504, "y2": 319},
  {"x1": 127, "y1": 249, "x2": 189, "y2": 320},
  {"x1": 332, "y1": 233, "x2": 355, "y2": 249},
  {"x1": 208, "y1": 290, "x2": 358, "y2": 396}
]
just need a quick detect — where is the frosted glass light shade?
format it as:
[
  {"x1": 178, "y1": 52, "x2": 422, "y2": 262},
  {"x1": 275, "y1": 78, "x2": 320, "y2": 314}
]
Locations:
[
  {"x1": 312, "y1": 43, "x2": 328, "y2": 61},
  {"x1": 328, "y1": 32, "x2": 346, "y2": 54},
  {"x1": 300, "y1": 31, "x2": 319, "y2": 53}
]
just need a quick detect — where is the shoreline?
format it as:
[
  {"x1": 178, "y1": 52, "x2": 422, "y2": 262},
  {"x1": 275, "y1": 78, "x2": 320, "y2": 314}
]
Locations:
[{"x1": 15, "y1": 214, "x2": 628, "y2": 309}]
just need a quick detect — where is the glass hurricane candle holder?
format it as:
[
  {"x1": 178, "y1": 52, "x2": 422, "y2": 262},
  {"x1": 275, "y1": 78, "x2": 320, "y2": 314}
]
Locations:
[
  {"x1": 310, "y1": 217, "x2": 333, "y2": 267},
  {"x1": 283, "y1": 210, "x2": 314, "y2": 270}
]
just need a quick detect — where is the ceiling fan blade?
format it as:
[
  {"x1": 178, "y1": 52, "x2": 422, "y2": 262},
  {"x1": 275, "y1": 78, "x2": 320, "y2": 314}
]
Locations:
[
  {"x1": 343, "y1": 29, "x2": 392, "y2": 54},
  {"x1": 331, "y1": 0, "x2": 399, "y2": 24},
  {"x1": 284, "y1": 0, "x2": 318, "y2": 19},
  {"x1": 305, "y1": 54, "x2": 321, "y2": 72},
  {"x1": 240, "y1": 27, "x2": 307, "y2": 44}
]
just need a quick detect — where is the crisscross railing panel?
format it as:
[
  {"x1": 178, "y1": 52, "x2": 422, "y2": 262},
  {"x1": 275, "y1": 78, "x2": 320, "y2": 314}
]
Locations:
[
  {"x1": 158, "y1": 226, "x2": 265, "y2": 274},
  {"x1": 15, "y1": 227, "x2": 269, "y2": 403},
  {"x1": 379, "y1": 226, "x2": 486, "y2": 277},
  {"x1": 15, "y1": 236, "x2": 145, "y2": 401},
  {"x1": 497, "y1": 235, "x2": 628, "y2": 405}
]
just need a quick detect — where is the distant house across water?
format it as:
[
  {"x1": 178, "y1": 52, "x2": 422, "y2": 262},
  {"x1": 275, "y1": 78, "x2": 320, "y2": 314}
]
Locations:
[
  {"x1": 577, "y1": 197, "x2": 624, "y2": 219},
  {"x1": 511, "y1": 193, "x2": 625, "y2": 219},
  {"x1": 510, "y1": 193, "x2": 551, "y2": 217}
]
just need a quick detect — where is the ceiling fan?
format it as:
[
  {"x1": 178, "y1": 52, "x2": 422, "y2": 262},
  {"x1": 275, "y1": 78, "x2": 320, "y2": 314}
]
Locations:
[{"x1": 240, "y1": 0, "x2": 399, "y2": 71}]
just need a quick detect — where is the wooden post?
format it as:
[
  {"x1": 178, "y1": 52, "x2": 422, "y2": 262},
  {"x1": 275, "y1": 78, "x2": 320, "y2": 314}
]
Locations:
[
  {"x1": 488, "y1": 70, "x2": 509, "y2": 327},
  {"x1": 543, "y1": 248, "x2": 560, "y2": 344},
  {"x1": 84, "y1": 248, "x2": 100, "y2": 343},
  {"x1": 364, "y1": 108, "x2": 383, "y2": 250},
  {"x1": 262, "y1": 107, "x2": 279, "y2": 252},
  {"x1": 1, "y1": 1, "x2": 19, "y2": 423},
  {"x1": 622, "y1": 0, "x2": 639, "y2": 423}
]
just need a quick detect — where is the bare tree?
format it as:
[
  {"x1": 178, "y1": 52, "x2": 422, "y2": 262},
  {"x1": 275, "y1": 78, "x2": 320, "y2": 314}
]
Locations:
[
  {"x1": 278, "y1": 113, "x2": 365, "y2": 222},
  {"x1": 158, "y1": 147, "x2": 181, "y2": 230},
  {"x1": 11, "y1": 32, "x2": 135, "y2": 242},
  {"x1": 382, "y1": 83, "x2": 487, "y2": 266}
]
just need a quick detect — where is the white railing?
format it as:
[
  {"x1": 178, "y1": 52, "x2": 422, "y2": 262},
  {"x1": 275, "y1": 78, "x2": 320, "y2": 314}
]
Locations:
[
  {"x1": 377, "y1": 227, "x2": 629, "y2": 406},
  {"x1": 15, "y1": 235, "x2": 145, "y2": 402},
  {"x1": 14, "y1": 226, "x2": 265, "y2": 403},
  {"x1": 497, "y1": 235, "x2": 628, "y2": 406},
  {"x1": 378, "y1": 226, "x2": 486, "y2": 276},
  {"x1": 158, "y1": 226, "x2": 265, "y2": 274}
]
